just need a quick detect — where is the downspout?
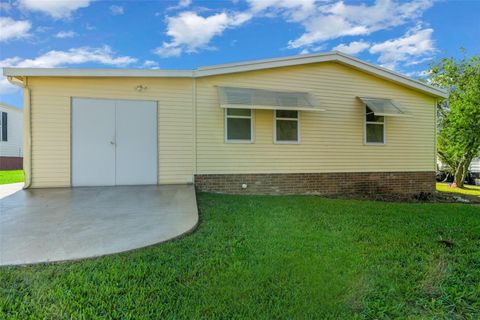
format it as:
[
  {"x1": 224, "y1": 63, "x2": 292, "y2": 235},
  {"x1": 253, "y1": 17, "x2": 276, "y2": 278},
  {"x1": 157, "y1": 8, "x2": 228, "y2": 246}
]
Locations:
[
  {"x1": 192, "y1": 75, "x2": 197, "y2": 182},
  {"x1": 7, "y1": 76, "x2": 32, "y2": 188},
  {"x1": 434, "y1": 98, "x2": 439, "y2": 173}
]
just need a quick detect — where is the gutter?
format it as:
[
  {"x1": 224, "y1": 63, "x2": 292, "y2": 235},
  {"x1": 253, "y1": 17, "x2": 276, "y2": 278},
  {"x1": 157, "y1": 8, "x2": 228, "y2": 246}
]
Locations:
[
  {"x1": 7, "y1": 76, "x2": 32, "y2": 189},
  {"x1": 3, "y1": 52, "x2": 448, "y2": 99}
]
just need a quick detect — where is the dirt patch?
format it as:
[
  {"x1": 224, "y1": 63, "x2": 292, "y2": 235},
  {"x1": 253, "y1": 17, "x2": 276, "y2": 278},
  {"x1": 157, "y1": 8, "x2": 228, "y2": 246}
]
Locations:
[{"x1": 325, "y1": 191, "x2": 480, "y2": 204}]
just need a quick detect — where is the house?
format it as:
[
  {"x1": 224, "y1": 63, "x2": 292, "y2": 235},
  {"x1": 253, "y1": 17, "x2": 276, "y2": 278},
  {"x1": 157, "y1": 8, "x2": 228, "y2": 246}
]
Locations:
[
  {"x1": 3, "y1": 52, "x2": 447, "y2": 195},
  {"x1": 469, "y1": 158, "x2": 480, "y2": 184},
  {"x1": 0, "y1": 102, "x2": 23, "y2": 170},
  {"x1": 437, "y1": 156, "x2": 480, "y2": 185}
]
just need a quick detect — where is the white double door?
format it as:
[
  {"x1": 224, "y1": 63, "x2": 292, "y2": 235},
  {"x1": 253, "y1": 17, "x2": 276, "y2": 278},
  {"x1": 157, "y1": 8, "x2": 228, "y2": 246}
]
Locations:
[{"x1": 72, "y1": 98, "x2": 158, "y2": 186}]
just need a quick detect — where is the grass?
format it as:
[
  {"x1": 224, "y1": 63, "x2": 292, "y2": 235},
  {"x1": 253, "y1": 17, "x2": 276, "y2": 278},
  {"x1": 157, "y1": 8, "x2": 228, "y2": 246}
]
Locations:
[
  {"x1": 1, "y1": 193, "x2": 479, "y2": 319},
  {"x1": 0, "y1": 170, "x2": 24, "y2": 185},
  {"x1": 437, "y1": 182, "x2": 480, "y2": 197}
]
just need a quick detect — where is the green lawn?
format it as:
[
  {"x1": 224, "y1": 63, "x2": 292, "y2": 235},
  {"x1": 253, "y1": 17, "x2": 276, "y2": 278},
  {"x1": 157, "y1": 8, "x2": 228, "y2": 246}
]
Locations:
[
  {"x1": 1, "y1": 194, "x2": 479, "y2": 319},
  {"x1": 0, "y1": 170, "x2": 24, "y2": 185},
  {"x1": 437, "y1": 182, "x2": 480, "y2": 197}
]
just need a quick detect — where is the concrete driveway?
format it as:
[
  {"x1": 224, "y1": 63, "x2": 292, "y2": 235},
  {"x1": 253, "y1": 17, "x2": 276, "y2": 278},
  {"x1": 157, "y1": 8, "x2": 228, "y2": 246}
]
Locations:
[{"x1": 0, "y1": 184, "x2": 198, "y2": 266}]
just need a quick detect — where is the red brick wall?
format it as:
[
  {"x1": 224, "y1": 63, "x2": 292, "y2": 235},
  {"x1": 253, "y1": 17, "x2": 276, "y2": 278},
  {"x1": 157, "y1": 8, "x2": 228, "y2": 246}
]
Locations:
[
  {"x1": 195, "y1": 172, "x2": 435, "y2": 195},
  {"x1": 0, "y1": 157, "x2": 23, "y2": 170}
]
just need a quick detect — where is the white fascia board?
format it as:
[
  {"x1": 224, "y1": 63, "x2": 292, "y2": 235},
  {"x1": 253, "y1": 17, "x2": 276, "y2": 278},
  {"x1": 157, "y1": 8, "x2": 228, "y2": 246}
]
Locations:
[
  {"x1": 197, "y1": 51, "x2": 447, "y2": 98},
  {"x1": 2, "y1": 67, "x2": 194, "y2": 78},
  {"x1": 195, "y1": 52, "x2": 338, "y2": 77},
  {"x1": 2, "y1": 51, "x2": 448, "y2": 98}
]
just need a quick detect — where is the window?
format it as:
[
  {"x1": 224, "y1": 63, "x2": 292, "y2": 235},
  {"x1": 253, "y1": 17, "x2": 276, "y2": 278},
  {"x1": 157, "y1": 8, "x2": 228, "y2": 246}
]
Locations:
[
  {"x1": 365, "y1": 106, "x2": 385, "y2": 144},
  {"x1": 0, "y1": 112, "x2": 7, "y2": 142},
  {"x1": 225, "y1": 108, "x2": 253, "y2": 143},
  {"x1": 274, "y1": 110, "x2": 299, "y2": 143}
]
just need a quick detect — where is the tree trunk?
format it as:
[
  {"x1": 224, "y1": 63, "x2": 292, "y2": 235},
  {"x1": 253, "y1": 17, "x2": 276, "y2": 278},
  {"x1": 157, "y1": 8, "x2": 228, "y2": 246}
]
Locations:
[
  {"x1": 452, "y1": 166, "x2": 465, "y2": 188},
  {"x1": 452, "y1": 156, "x2": 474, "y2": 188}
]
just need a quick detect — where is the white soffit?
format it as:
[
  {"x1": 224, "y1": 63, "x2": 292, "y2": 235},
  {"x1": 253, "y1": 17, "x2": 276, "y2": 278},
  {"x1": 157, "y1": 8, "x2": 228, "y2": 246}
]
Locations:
[{"x1": 2, "y1": 51, "x2": 447, "y2": 98}]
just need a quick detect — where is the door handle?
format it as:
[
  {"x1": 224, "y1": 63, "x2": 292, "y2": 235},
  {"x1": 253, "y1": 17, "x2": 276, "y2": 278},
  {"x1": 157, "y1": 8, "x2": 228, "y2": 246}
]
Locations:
[{"x1": 110, "y1": 141, "x2": 115, "y2": 145}]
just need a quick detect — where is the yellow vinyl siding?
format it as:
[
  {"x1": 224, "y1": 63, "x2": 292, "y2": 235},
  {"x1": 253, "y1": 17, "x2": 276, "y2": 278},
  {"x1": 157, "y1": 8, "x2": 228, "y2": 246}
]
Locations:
[
  {"x1": 195, "y1": 62, "x2": 435, "y2": 174},
  {"x1": 28, "y1": 77, "x2": 194, "y2": 187},
  {"x1": 27, "y1": 61, "x2": 436, "y2": 187}
]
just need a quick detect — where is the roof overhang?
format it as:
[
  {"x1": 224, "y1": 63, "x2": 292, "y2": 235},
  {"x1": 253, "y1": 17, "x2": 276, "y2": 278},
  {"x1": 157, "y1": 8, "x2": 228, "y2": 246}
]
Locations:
[
  {"x1": 2, "y1": 51, "x2": 448, "y2": 99},
  {"x1": 2, "y1": 68, "x2": 193, "y2": 78}
]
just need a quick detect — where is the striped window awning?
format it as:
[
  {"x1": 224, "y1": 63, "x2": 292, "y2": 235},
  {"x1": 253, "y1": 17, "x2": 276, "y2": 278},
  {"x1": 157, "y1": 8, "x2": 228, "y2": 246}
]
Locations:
[
  {"x1": 217, "y1": 86, "x2": 325, "y2": 111},
  {"x1": 358, "y1": 97, "x2": 409, "y2": 116}
]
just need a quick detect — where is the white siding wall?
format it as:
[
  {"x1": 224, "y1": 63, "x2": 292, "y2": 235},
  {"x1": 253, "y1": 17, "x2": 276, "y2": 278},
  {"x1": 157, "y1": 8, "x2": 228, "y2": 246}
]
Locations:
[
  {"x1": 0, "y1": 105, "x2": 23, "y2": 157},
  {"x1": 28, "y1": 77, "x2": 194, "y2": 187},
  {"x1": 470, "y1": 158, "x2": 480, "y2": 173}
]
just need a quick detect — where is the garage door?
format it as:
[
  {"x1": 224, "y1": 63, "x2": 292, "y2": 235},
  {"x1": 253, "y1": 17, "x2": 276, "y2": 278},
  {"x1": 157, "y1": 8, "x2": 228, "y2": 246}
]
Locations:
[{"x1": 72, "y1": 98, "x2": 157, "y2": 186}]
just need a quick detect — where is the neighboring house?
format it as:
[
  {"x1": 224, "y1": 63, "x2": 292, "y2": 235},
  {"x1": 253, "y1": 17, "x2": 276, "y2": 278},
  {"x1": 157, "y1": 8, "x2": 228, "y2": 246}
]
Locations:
[
  {"x1": 470, "y1": 157, "x2": 480, "y2": 178},
  {"x1": 3, "y1": 52, "x2": 447, "y2": 195},
  {"x1": 0, "y1": 102, "x2": 23, "y2": 170},
  {"x1": 437, "y1": 156, "x2": 480, "y2": 178}
]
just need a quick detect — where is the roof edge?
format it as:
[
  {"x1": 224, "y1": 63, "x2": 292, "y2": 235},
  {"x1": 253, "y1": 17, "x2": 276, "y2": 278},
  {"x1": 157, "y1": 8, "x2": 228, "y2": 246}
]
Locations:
[
  {"x1": 2, "y1": 52, "x2": 448, "y2": 98},
  {"x1": 2, "y1": 67, "x2": 193, "y2": 78}
]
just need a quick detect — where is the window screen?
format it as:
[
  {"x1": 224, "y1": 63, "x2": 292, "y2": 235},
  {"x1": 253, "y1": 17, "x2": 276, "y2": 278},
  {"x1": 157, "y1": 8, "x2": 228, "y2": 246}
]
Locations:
[
  {"x1": 365, "y1": 106, "x2": 384, "y2": 144},
  {"x1": 275, "y1": 110, "x2": 299, "y2": 143},
  {"x1": 225, "y1": 108, "x2": 252, "y2": 142}
]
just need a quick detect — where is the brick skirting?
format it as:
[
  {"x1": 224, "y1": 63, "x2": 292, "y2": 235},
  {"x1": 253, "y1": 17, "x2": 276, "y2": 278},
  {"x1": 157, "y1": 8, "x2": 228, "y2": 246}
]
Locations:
[
  {"x1": 195, "y1": 172, "x2": 435, "y2": 195},
  {"x1": 0, "y1": 156, "x2": 23, "y2": 170}
]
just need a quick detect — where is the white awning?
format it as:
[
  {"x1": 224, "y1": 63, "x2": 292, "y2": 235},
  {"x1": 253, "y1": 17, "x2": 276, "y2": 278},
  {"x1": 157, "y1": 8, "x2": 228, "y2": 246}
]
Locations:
[
  {"x1": 358, "y1": 97, "x2": 409, "y2": 117},
  {"x1": 218, "y1": 86, "x2": 325, "y2": 111}
]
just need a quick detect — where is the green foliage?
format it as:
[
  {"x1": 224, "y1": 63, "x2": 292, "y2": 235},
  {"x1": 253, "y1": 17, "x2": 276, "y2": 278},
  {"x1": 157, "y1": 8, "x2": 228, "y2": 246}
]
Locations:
[
  {"x1": 0, "y1": 170, "x2": 24, "y2": 185},
  {"x1": 429, "y1": 50, "x2": 480, "y2": 186},
  {"x1": 1, "y1": 193, "x2": 479, "y2": 319}
]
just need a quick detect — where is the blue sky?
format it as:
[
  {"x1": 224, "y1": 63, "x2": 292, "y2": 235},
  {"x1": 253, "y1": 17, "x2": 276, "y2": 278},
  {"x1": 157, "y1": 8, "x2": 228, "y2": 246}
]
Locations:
[{"x1": 1, "y1": 0, "x2": 479, "y2": 108}]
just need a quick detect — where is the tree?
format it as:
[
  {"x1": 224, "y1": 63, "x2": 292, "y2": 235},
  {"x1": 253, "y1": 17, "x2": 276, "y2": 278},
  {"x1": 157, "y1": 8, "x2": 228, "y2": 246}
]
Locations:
[{"x1": 429, "y1": 51, "x2": 480, "y2": 187}]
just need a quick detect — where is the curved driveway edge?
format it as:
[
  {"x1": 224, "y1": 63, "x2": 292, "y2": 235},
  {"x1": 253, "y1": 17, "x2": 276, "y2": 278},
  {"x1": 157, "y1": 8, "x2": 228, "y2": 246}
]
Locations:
[{"x1": 0, "y1": 184, "x2": 198, "y2": 266}]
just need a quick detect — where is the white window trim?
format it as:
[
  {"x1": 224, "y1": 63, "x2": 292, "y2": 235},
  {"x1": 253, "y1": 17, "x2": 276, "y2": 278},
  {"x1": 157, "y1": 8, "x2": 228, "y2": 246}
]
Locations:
[
  {"x1": 364, "y1": 105, "x2": 386, "y2": 145},
  {"x1": 273, "y1": 110, "x2": 301, "y2": 144},
  {"x1": 224, "y1": 108, "x2": 255, "y2": 144}
]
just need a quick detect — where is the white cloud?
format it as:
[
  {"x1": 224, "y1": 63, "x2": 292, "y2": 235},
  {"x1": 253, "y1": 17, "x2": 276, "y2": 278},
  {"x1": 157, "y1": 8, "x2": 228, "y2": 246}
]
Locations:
[
  {"x1": 333, "y1": 40, "x2": 370, "y2": 55},
  {"x1": 154, "y1": 11, "x2": 252, "y2": 57},
  {"x1": 0, "y1": 46, "x2": 136, "y2": 68},
  {"x1": 369, "y1": 27, "x2": 435, "y2": 70},
  {"x1": 109, "y1": 5, "x2": 124, "y2": 15},
  {"x1": 152, "y1": 0, "x2": 433, "y2": 57},
  {"x1": 246, "y1": 0, "x2": 433, "y2": 49},
  {"x1": 291, "y1": 0, "x2": 432, "y2": 48},
  {"x1": 0, "y1": 46, "x2": 136, "y2": 93},
  {"x1": 0, "y1": 17, "x2": 31, "y2": 42},
  {"x1": 0, "y1": 77, "x2": 19, "y2": 95},
  {"x1": 55, "y1": 30, "x2": 77, "y2": 38},
  {"x1": 178, "y1": 0, "x2": 191, "y2": 8},
  {"x1": 142, "y1": 60, "x2": 160, "y2": 69},
  {"x1": 85, "y1": 23, "x2": 95, "y2": 30},
  {"x1": 153, "y1": 43, "x2": 183, "y2": 58},
  {"x1": 18, "y1": 0, "x2": 92, "y2": 19},
  {"x1": 248, "y1": 0, "x2": 316, "y2": 21},
  {"x1": 167, "y1": 0, "x2": 192, "y2": 11}
]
